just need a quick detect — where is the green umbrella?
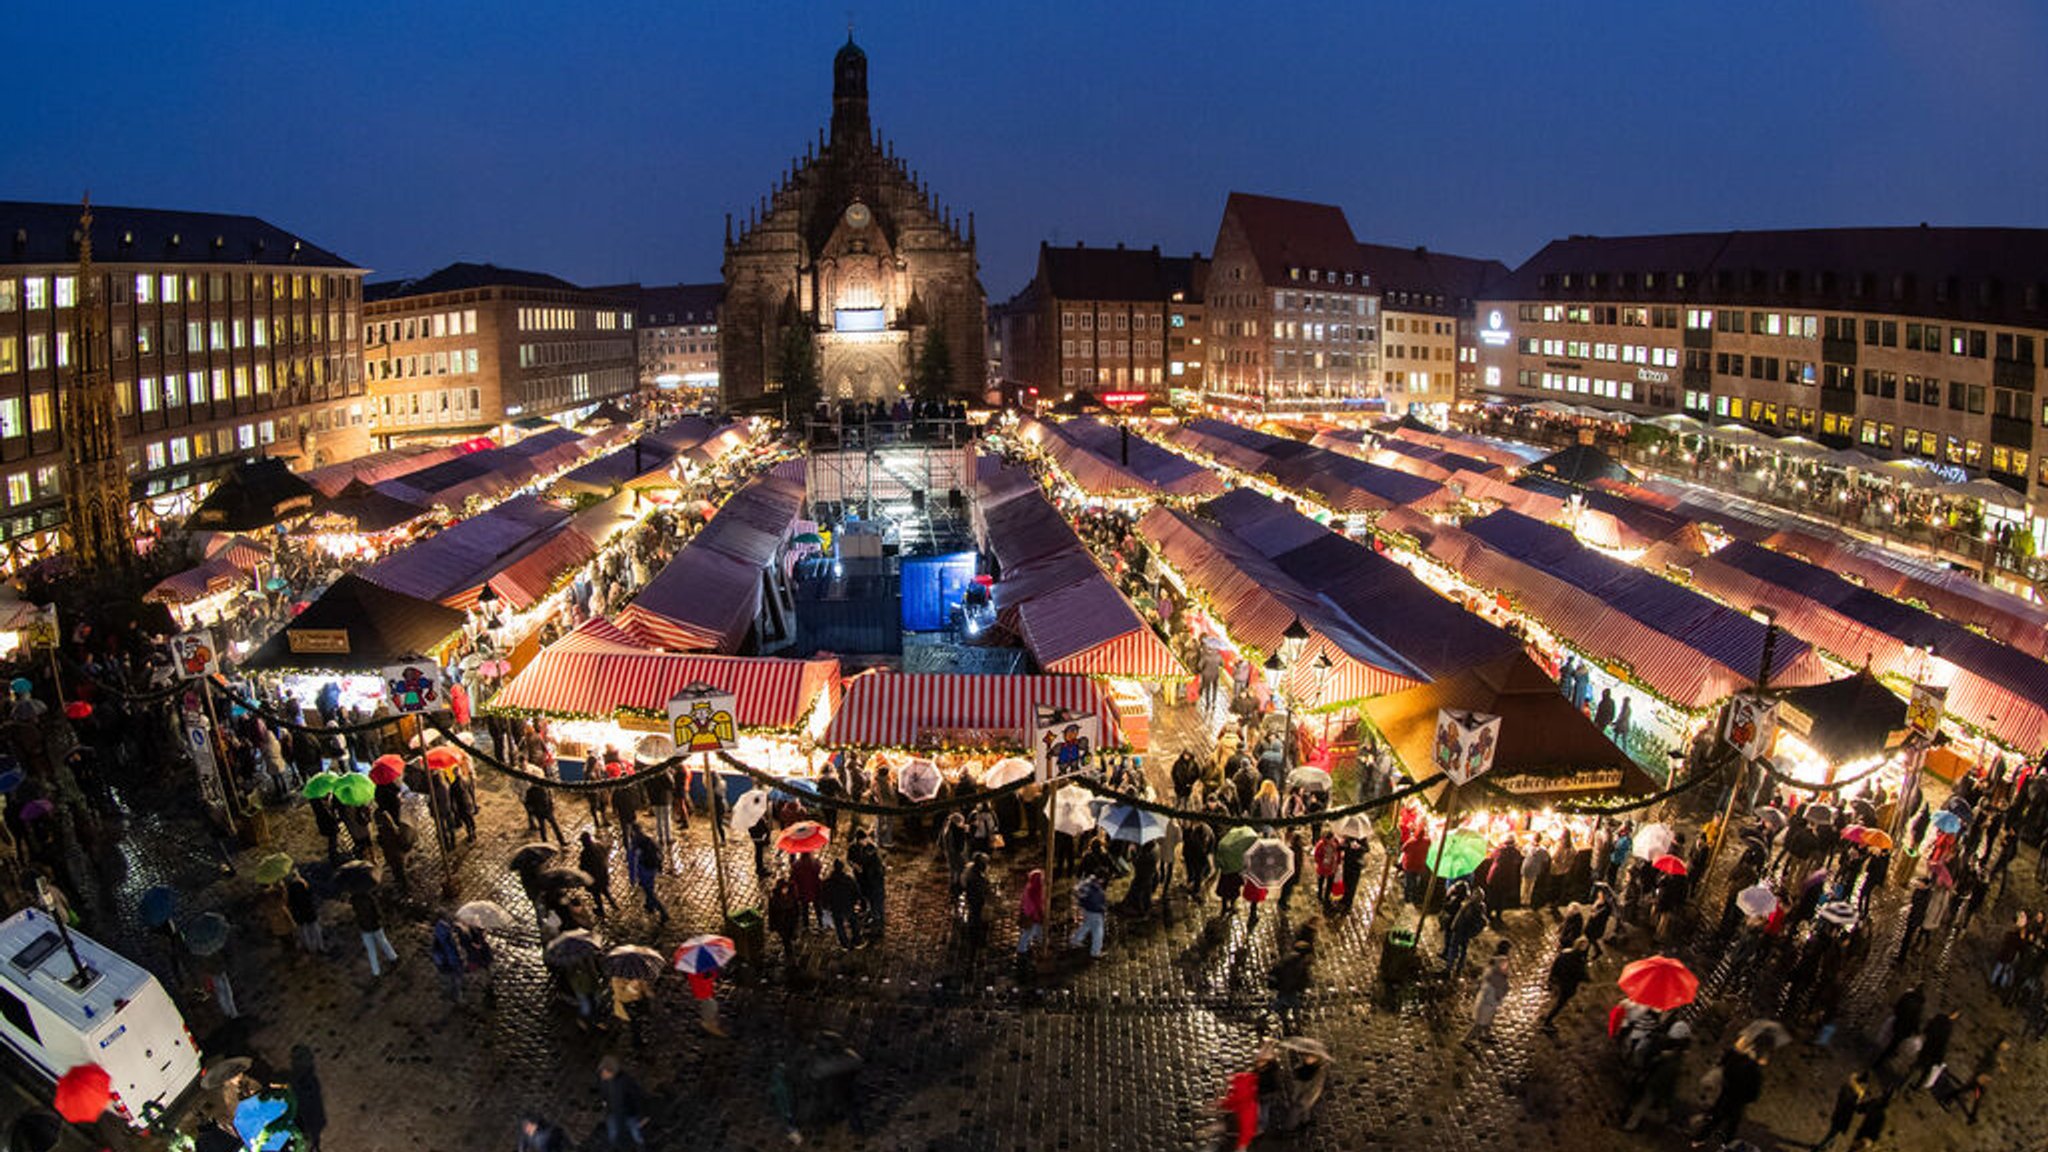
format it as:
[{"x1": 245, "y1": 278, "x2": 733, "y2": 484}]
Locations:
[
  {"x1": 1216, "y1": 825, "x2": 1259, "y2": 873},
  {"x1": 250, "y1": 853, "x2": 294, "y2": 885},
  {"x1": 1428, "y1": 828, "x2": 1490, "y2": 879},
  {"x1": 331, "y1": 773, "x2": 375, "y2": 807},
  {"x1": 301, "y1": 772, "x2": 342, "y2": 800},
  {"x1": 793, "y1": 532, "x2": 824, "y2": 545}
]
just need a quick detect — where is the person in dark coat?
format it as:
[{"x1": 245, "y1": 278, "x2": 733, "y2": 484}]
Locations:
[
  {"x1": 289, "y1": 1045, "x2": 327, "y2": 1152},
  {"x1": 767, "y1": 878, "x2": 801, "y2": 965},
  {"x1": 1538, "y1": 937, "x2": 1591, "y2": 1028},
  {"x1": 1181, "y1": 818, "x2": 1215, "y2": 904},
  {"x1": 823, "y1": 859, "x2": 861, "y2": 950},
  {"x1": 1485, "y1": 839, "x2": 1524, "y2": 922},
  {"x1": 960, "y1": 854, "x2": 991, "y2": 960},
  {"x1": 597, "y1": 1055, "x2": 647, "y2": 1150},
  {"x1": 1697, "y1": 1041, "x2": 1765, "y2": 1143},
  {"x1": 1593, "y1": 688, "x2": 1616, "y2": 734},
  {"x1": 849, "y1": 830, "x2": 887, "y2": 935},
  {"x1": 1337, "y1": 837, "x2": 1368, "y2": 914},
  {"x1": 451, "y1": 766, "x2": 479, "y2": 843},
  {"x1": 308, "y1": 794, "x2": 343, "y2": 859},
  {"x1": 523, "y1": 783, "x2": 564, "y2": 845},
  {"x1": 577, "y1": 831, "x2": 613, "y2": 917},
  {"x1": 791, "y1": 851, "x2": 823, "y2": 929}
]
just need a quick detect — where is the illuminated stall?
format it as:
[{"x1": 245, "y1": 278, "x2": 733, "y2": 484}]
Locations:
[{"x1": 240, "y1": 573, "x2": 468, "y2": 714}]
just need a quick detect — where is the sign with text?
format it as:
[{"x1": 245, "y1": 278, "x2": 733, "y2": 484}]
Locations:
[
  {"x1": 1033, "y1": 706, "x2": 1100, "y2": 784},
  {"x1": 168, "y1": 629, "x2": 219, "y2": 680},
  {"x1": 21, "y1": 605, "x2": 58, "y2": 651},
  {"x1": 1434, "y1": 709, "x2": 1502, "y2": 787},
  {"x1": 1723, "y1": 693, "x2": 1779, "y2": 761},
  {"x1": 1492, "y1": 768, "x2": 1624, "y2": 796},
  {"x1": 382, "y1": 661, "x2": 443, "y2": 714},
  {"x1": 186, "y1": 718, "x2": 226, "y2": 811},
  {"x1": 286, "y1": 628, "x2": 351, "y2": 655},
  {"x1": 667, "y1": 682, "x2": 738, "y2": 756}
]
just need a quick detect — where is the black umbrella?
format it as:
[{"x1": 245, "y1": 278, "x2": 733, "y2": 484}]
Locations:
[
  {"x1": 543, "y1": 929, "x2": 603, "y2": 968},
  {"x1": 8, "y1": 1108, "x2": 63, "y2": 1152},
  {"x1": 334, "y1": 860, "x2": 380, "y2": 893},
  {"x1": 602, "y1": 945, "x2": 666, "y2": 981},
  {"x1": 535, "y1": 867, "x2": 594, "y2": 892},
  {"x1": 508, "y1": 843, "x2": 560, "y2": 873}
]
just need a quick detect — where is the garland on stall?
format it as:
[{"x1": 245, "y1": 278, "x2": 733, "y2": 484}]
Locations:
[
  {"x1": 1064, "y1": 770, "x2": 1446, "y2": 829},
  {"x1": 1518, "y1": 756, "x2": 1734, "y2": 817},
  {"x1": 1749, "y1": 748, "x2": 1899, "y2": 796},
  {"x1": 208, "y1": 680, "x2": 431, "y2": 737}
]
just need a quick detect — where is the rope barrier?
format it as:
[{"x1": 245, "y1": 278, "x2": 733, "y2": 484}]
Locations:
[{"x1": 1065, "y1": 771, "x2": 1445, "y2": 828}]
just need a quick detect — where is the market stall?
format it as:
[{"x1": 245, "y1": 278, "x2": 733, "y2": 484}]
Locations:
[
  {"x1": 355, "y1": 494, "x2": 579, "y2": 609},
  {"x1": 240, "y1": 573, "x2": 468, "y2": 714},
  {"x1": 617, "y1": 472, "x2": 805, "y2": 654},
  {"x1": 188, "y1": 458, "x2": 319, "y2": 533},
  {"x1": 824, "y1": 670, "x2": 1124, "y2": 752}
]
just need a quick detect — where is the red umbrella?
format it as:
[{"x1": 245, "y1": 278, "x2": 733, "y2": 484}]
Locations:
[
  {"x1": 1617, "y1": 955, "x2": 1698, "y2": 1011},
  {"x1": 53, "y1": 1063, "x2": 110, "y2": 1123},
  {"x1": 423, "y1": 746, "x2": 465, "y2": 772},
  {"x1": 62, "y1": 701, "x2": 92, "y2": 721},
  {"x1": 1651, "y1": 854, "x2": 1688, "y2": 876},
  {"x1": 775, "y1": 821, "x2": 830, "y2": 854},
  {"x1": 368, "y1": 756, "x2": 405, "y2": 786}
]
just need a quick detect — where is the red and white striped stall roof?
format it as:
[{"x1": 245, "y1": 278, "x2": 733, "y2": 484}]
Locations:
[
  {"x1": 145, "y1": 558, "x2": 247, "y2": 605},
  {"x1": 824, "y1": 672, "x2": 1124, "y2": 749},
  {"x1": 489, "y1": 631, "x2": 838, "y2": 730}
]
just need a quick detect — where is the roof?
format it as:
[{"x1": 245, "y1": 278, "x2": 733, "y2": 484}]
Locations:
[
  {"x1": 145, "y1": 557, "x2": 247, "y2": 605},
  {"x1": 489, "y1": 631, "x2": 839, "y2": 729},
  {"x1": 0, "y1": 200, "x2": 359, "y2": 269},
  {"x1": 355, "y1": 494, "x2": 569, "y2": 604},
  {"x1": 311, "y1": 482, "x2": 429, "y2": 534},
  {"x1": 365, "y1": 261, "x2": 594, "y2": 301},
  {"x1": 625, "y1": 282, "x2": 725, "y2": 327},
  {"x1": 1523, "y1": 444, "x2": 1635, "y2": 488},
  {"x1": 244, "y1": 573, "x2": 466, "y2": 672},
  {"x1": 1775, "y1": 671, "x2": 1908, "y2": 766},
  {"x1": 1037, "y1": 244, "x2": 1186, "y2": 303},
  {"x1": 299, "y1": 439, "x2": 494, "y2": 497},
  {"x1": 1363, "y1": 653, "x2": 1655, "y2": 804},
  {"x1": 1025, "y1": 417, "x2": 1226, "y2": 500},
  {"x1": 1352, "y1": 242, "x2": 1510, "y2": 314},
  {"x1": 617, "y1": 474, "x2": 805, "y2": 653},
  {"x1": 824, "y1": 671, "x2": 1125, "y2": 749},
  {"x1": 187, "y1": 457, "x2": 319, "y2": 531},
  {"x1": 1220, "y1": 193, "x2": 1369, "y2": 288},
  {"x1": 1485, "y1": 227, "x2": 2048, "y2": 328}
]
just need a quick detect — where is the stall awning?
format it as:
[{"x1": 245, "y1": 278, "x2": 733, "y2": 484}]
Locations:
[
  {"x1": 356, "y1": 494, "x2": 569, "y2": 605},
  {"x1": 825, "y1": 671, "x2": 1124, "y2": 749},
  {"x1": 476, "y1": 526, "x2": 598, "y2": 612},
  {"x1": 188, "y1": 458, "x2": 319, "y2": 531},
  {"x1": 1363, "y1": 652, "x2": 1655, "y2": 805},
  {"x1": 192, "y1": 531, "x2": 273, "y2": 573},
  {"x1": 301, "y1": 440, "x2": 491, "y2": 498},
  {"x1": 1775, "y1": 671, "x2": 1908, "y2": 766},
  {"x1": 244, "y1": 574, "x2": 466, "y2": 673},
  {"x1": 489, "y1": 622, "x2": 838, "y2": 729},
  {"x1": 619, "y1": 473, "x2": 803, "y2": 654},
  {"x1": 309, "y1": 482, "x2": 429, "y2": 534},
  {"x1": 1008, "y1": 580, "x2": 1185, "y2": 679},
  {"x1": 146, "y1": 558, "x2": 247, "y2": 605}
]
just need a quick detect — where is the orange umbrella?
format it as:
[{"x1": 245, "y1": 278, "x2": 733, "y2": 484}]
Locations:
[
  {"x1": 775, "y1": 821, "x2": 830, "y2": 854},
  {"x1": 53, "y1": 1063, "x2": 110, "y2": 1123},
  {"x1": 424, "y1": 746, "x2": 466, "y2": 772},
  {"x1": 368, "y1": 755, "x2": 405, "y2": 786},
  {"x1": 1617, "y1": 955, "x2": 1698, "y2": 1011}
]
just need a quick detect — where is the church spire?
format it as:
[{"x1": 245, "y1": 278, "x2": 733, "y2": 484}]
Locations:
[
  {"x1": 829, "y1": 34, "x2": 870, "y2": 153},
  {"x1": 59, "y1": 195, "x2": 132, "y2": 574}
]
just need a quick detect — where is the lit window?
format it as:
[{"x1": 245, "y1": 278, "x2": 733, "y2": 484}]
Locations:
[
  {"x1": 28, "y1": 393, "x2": 51, "y2": 433},
  {"x1": 139, "y1": 378, "x2": 158, "y2": 412},
  {"x1": 135, "y1": 274, "x2": 153, "y2": 304},
  {"x1": 0, "y1": 399, "x2": 21, "y2": 438},
  {"x1": 23, "y1": 279, "x2": 47, "y2": 310},
  {"x1": 54, "y1": 277, "x2": 75, "y2": 308},
  {"x1": 161, "y1": 275, "x2": 179, "y2": 303},
  {"x1": 4, "y1": 474, "x2": 27, "y2": 505}
]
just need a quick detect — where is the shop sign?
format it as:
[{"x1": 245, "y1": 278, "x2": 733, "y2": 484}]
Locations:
[
  {"x1": 382, "y1": 661, "x2": 442, "y2": 714},
  {"x1": 168, "y1": 629, "x2": 219, "y2": 680},
  {"x1": 1479, "y1": 310, "x2": 1511, "y2": 347},
  {"x1": 1724, "y1": 694, "x2": 1778, "y2": 760},
  {"x1": 917, "y1": 727, "x2": 1013, "y2": 749},
  {"x1": 668, "y1": 682, "x2": 738, "y2": 755},
  {"x1": 1492, "y1": 768, "x2": 1624, "y2": 795},
  {"x1": 21, "y1": 605, "x2": 58, "y2": 651},
  {"x1": 1435, "y1": 709, "x2": 1502, "y2": 786},
  {"x1": 1906, "y1": 682, "x2": 1947, "y2": 739},
  {"x1": 1033, "y1": 706, "x2": 1101, "y2": 784},
  {"x1": 287, "y1": 628, "x2": 351, "y2": 655}
]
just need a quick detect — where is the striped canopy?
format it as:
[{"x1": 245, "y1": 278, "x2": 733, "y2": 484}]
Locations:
[{"x1": 824, "y1": 672, "x2": 1123, "y2": 749}]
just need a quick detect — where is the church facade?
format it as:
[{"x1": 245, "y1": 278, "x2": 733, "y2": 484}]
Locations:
[{"x1": 719, "y1": 38, "x2": 986, "y2": 410}]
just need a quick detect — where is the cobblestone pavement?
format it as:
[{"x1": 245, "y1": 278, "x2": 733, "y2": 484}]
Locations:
[{"x1": 22, "y1": 714, "x2": 2048, "y2": 1152}]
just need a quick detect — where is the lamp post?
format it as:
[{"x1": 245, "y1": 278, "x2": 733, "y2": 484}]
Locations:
[
  {"x1": 1311, "y1": 650, "x2": 1335, "y2": 758},
  {"x1": 1271, "y1": 617, "x2": 1310, "y2": 767},
  {"x1": 1700, "y1": 605, "x2": 1778, "y2": 893}
]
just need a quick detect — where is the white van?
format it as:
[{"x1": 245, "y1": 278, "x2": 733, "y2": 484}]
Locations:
[{"x1": 0, "y1": 908, "x2": 201, "y2": 1130}]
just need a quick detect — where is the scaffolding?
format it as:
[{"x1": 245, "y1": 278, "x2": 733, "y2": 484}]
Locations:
[{"x1": 803, "y1": 417, "x2": 977, "y2": 555}]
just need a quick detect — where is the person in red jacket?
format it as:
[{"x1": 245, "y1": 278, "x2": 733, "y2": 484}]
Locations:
[
  {"x1": 1313, "y1": 832, "x2": 1342, "y2": 910},
  {"x1": 1401, "y1": 832, "x2": 1433, "y2": 906}
]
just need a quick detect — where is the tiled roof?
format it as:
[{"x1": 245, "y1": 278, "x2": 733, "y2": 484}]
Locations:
[
  {"x1": 1484, "y1": 227, "x2": 2048, "y2": 327},
  {"x1": 365, "y1": 261, "x2": 591, "y2": 301},
  {"x1": 1038, "y1": 244, "x2": 1190, "y2": 303},
  {"x1": 1353, "y1": 242, "x2": 1510, "y2": 313},
  {"x1": 1221, "y1": 193, "x2": 1369, "y2": 288},
  {"x1": 0, "y1": 200, "x2": 358, "y2": 269}
]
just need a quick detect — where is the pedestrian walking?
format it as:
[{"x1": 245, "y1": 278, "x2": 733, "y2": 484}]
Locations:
[
  {"x1": 642, "y1": 768, "x2": 675, "y2": 851},
  {"x1": 1068, "y1": 873, "x2": 1107, "y2": 958},
  {"x1": 598, "y1": 1055, "x2": 648, "y2": 1148},
  {"x1": 791, "y1": 849, "x2": 823, "y2": 930},
  {"x1": 823, "y1": 859, "x2": 861, "y2": 950},
  {"x1": 627, "y1": 823, "x2": 668, "y2": 925},
  {"x1": 524, "y1": 782, "x2": 565, "y2": 845},
  {"x1": 1312, "y1": 830, "x2": 1340, "y2": 910},
  {"x1": 289, "y1": 1045, "x2": 326, "y2": 1152},
  {"x1": 1538, "y1": 937, "x2": 1591, "y2": 1028},
  {"x1": 352, "y1": 887, "x2": 398, "y2": 978},
  {"x1": 850, "y1": 829, "x2": 886, "y2": 936},
  {"x1": 516, "y1": 1115, "x2": 571, "y2": 1152},
  {"x1": 1811, "y1": 1072, "x2": 1869, "y2": 1151},
  {"x1": 1619, "y1": 1021, "x2": 1690, "y2": 1132},
  {"x1": 960, "y1": 854, "x2": 991, "y2": 960},
  {"x1": 285, "y1": 869, "x2": 324, "y2": 954},
  {"x1": 688, "y1": 969, "x2": 726, "y2": 1036},
  {"x1": 1015, "y1": 868, "x2": 1047, "y2": 963},
  {"x1": 1694, "y1": 1038, "x2": 1766, "y2": 1144},
  {"x1": 1464, "y1": 940, "x2": 1512, "y2": 1043},
  {"x1": 457, "y1": 919, "x2": 495, "y2": 1007},
  {"x1": 578, "y1": 831, "x2": 614, "y2": 917},
  {"x1": 429, "y1": 917, "x2": 464, "y2": 1002},
  {"x1": 1444, "y1": 889, "x2": 1487, "y2": 973}
]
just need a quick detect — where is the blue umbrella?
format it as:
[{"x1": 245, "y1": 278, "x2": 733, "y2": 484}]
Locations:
[
  {"x1": 1930, "y1": 809, "x2": 1964, "y2": 835},
  {"x1": 139, "y1": 886, "x2": 179, "y2": 928},
  {"x1": 0, "y1": 768, "x2": 22, "y2": 795},
  {"x1": 234, "y1": 1090, "x2": 294, "y2": 1151},
  {"x1": 1097, "y1": 804, "x2": 1169, "y2": 845}
]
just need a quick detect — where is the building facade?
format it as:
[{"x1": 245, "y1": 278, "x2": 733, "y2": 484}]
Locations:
[
  {"x1": 0, "y1": 200, "x2": 368, "y2": 564},
  {"x1": 629, "y1": 282, "x2": 723, "y2": 395},
  {"x1": 1475, "y1": 227, "x2": 2048, "y2": 533},
  {"x1": 1204, "y1": 192, "x2": 1380, "y2": 414},
  {"x1": 993, "y1": 243, "x2": 1206, "y2": 405},
  {"x1": 720, "y1": 37, "x2": 986, "y2": 409},
  {"x1": 363, "y1": 263, "x2": 635, "y2": 444},
  {"x1": 1353, "y1": 243, "x2": 1508, "y2": 423}
]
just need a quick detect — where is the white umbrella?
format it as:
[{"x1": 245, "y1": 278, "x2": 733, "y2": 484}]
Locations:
[
  {"x1": 897, "y1": 758, "x2": 942, "y2": 802},
  {"x1": 727, "y1": 788, "x2": 770, "y2": 836},
  {"x1": 1631, "y1": 823, "x2": 1676, "y2": 861},
  {"x1": 1735, "y1": 884, "x2": 1777, "y2": 918},
  {"x1": 1286, "y1": 766, "x2": 1332, "y2": 794},
  {"x1": 1332, "y1": 814, "x2": 1369, "y2": 840},
  {"x1": 1816, "y1": 901, "x2": 1858, "y2": 928},
  {"x1": 634, "y1": 734, "x2": 677, "y2": 767},
  {"x1": 1051, "y1": 790, "x2": 1102, "y2": 836},
  {"x1": 1242, "y1": 838, "x2": 1296, "y2": 889},
  {"x1": 985, "y1": 757, "x2": 1034, "y2": 788},
  {"x1": 454, "y1": 900, "x2": 517, "y2": 930}
]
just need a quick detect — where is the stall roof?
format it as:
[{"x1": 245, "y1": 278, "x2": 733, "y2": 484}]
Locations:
[
  {"x1": 554, "y1": 439, "x2": 679, "y2": 495},
  {"x1": 824, "y1": 671, "x2": 1124, "y2": 748},
  {"x1": 1008, "y1": 578, "x2": 1185, "y2": 678},
  {"x1": 1040, "y1": 418, "x2": 1225, "y2": 499},
  {"x1": 355, "y1": 494, "x2": 569, "y2": 605},
  {"x1": 640, "y1": 416, "x2": 719, "y2": 455},
  {"x1": 489, "y1": 620, "x2": 838, "y2": 728},
  {"x1": 616, "y1": 473, "x2": 804, "y2": 654},
  {"x1": 244, "y1": 574, "x2": 466, "y2": 672},
  {"x1": 975, "y1": 458, "x2": 1043, "y2": 512},
  {"x1": 145, "y1": 558, "x2": 247, "y2": 605},
  {"x1": 311, "y1": 482, "x2": 429, "y2": 534},
  {"x1": 1775, "y1": 671, "x2": 1908, "y2": 767},
  {"x1": 188, "y1": 458, "x2": 319, "y2": 531},
  {"x1": 192, "y1": 531, "x2": 273, "y2": 572},
  {"x1": 300, "y1": 440, "x2": 491, "y2": 498},
  {"x1": 481, "y1": 526, "x2": 597, "y2": 612},
  {"x1": 1364, "y1": 652, "x2": 1655, "y2": 804},
  {"x1": 1523, "y1": 444, "x2": 1633, "y2": 488}
]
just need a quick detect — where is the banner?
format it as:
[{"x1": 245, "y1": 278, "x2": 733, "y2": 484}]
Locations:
[
  {"x1": 1906, "y1": 682, "x2": 1947, "y2": 740},
  {"x1": 382, "y1": 661, "x2": 443, "y2": 714},
  {"x1": 21, "y1": 605, "x2": 58, "y2": 651},
  {"x1": 668, "y1": 682, "x2": 738, "y2": 755},
  {"x1": 1434, "y1": 709, "x2": 1502, "y2": 787},
  {"x1": 186, "y1": 717, "x2": 226, "y2": 812},
  {"x1": 1723, "y1": 693, "x2": 1779, "y2": 761},
  {"x1": 1033, "y1": 706, "x2": 1101, "y2": 784},
  {"x1": 1492, "y1": 768, "x2": 1623, "y2": 796},
  {"x1": 168, "y1": 629, "x2": 219, "y2": 680}
]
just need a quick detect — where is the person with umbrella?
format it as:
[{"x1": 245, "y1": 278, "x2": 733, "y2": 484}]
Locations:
[
  {"x1": 351, "y1": 884, "x2": 398, "y2": 979},
  {"x1": 674, "y1": 936, "x2": 732, "y2": 1036},
  {"x1": 1310, "y1": 829, "x2": 1341, "y2": 911},
  {"x1": 284, "y1": 867, "x2": 324, "y2": 956},
  {"x1": 374, "y1": 810, "x2": 414, "y2": 895},
  {"x1": 577, "y1": 831, "x2": 615, "y2": 918}
]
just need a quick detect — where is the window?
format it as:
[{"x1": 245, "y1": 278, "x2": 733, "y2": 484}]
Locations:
[
  {"x1": 26, "y1": 335, "x2": 46, "y2": 371},
  {"x1": 28, "y1": 393, "x2": 51, "y2": 434},
  {"x1": 0, "y1": 338, "x2": 13, "y2": 374},
  {"x1": 22, "y1": 279, "x2": 47, "y2": 310},
  {"x1": 0, "y1": 399, "x2": 20, "y2": 438}
]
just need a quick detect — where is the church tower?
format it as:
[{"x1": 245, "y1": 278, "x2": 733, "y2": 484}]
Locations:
[
  {"x1": 829, "y1": 35, "x2": 870, "y2": 155},
  {"x1": 59, "y1": 198, "x2": 133, "y2": 574}
]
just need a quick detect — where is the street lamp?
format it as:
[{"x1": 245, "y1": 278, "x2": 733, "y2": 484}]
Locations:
[{"x1": 1311, "y1": 650, "x2": 1335, "y2": 755}]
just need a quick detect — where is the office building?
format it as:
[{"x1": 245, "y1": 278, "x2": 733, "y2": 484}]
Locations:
[
  {"x1": 993, "y1": 242, "x2": 1207, "y2": 405},
  {"x1": 1353, "y1": 242, "x2": 1508, "y2": 423}
]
